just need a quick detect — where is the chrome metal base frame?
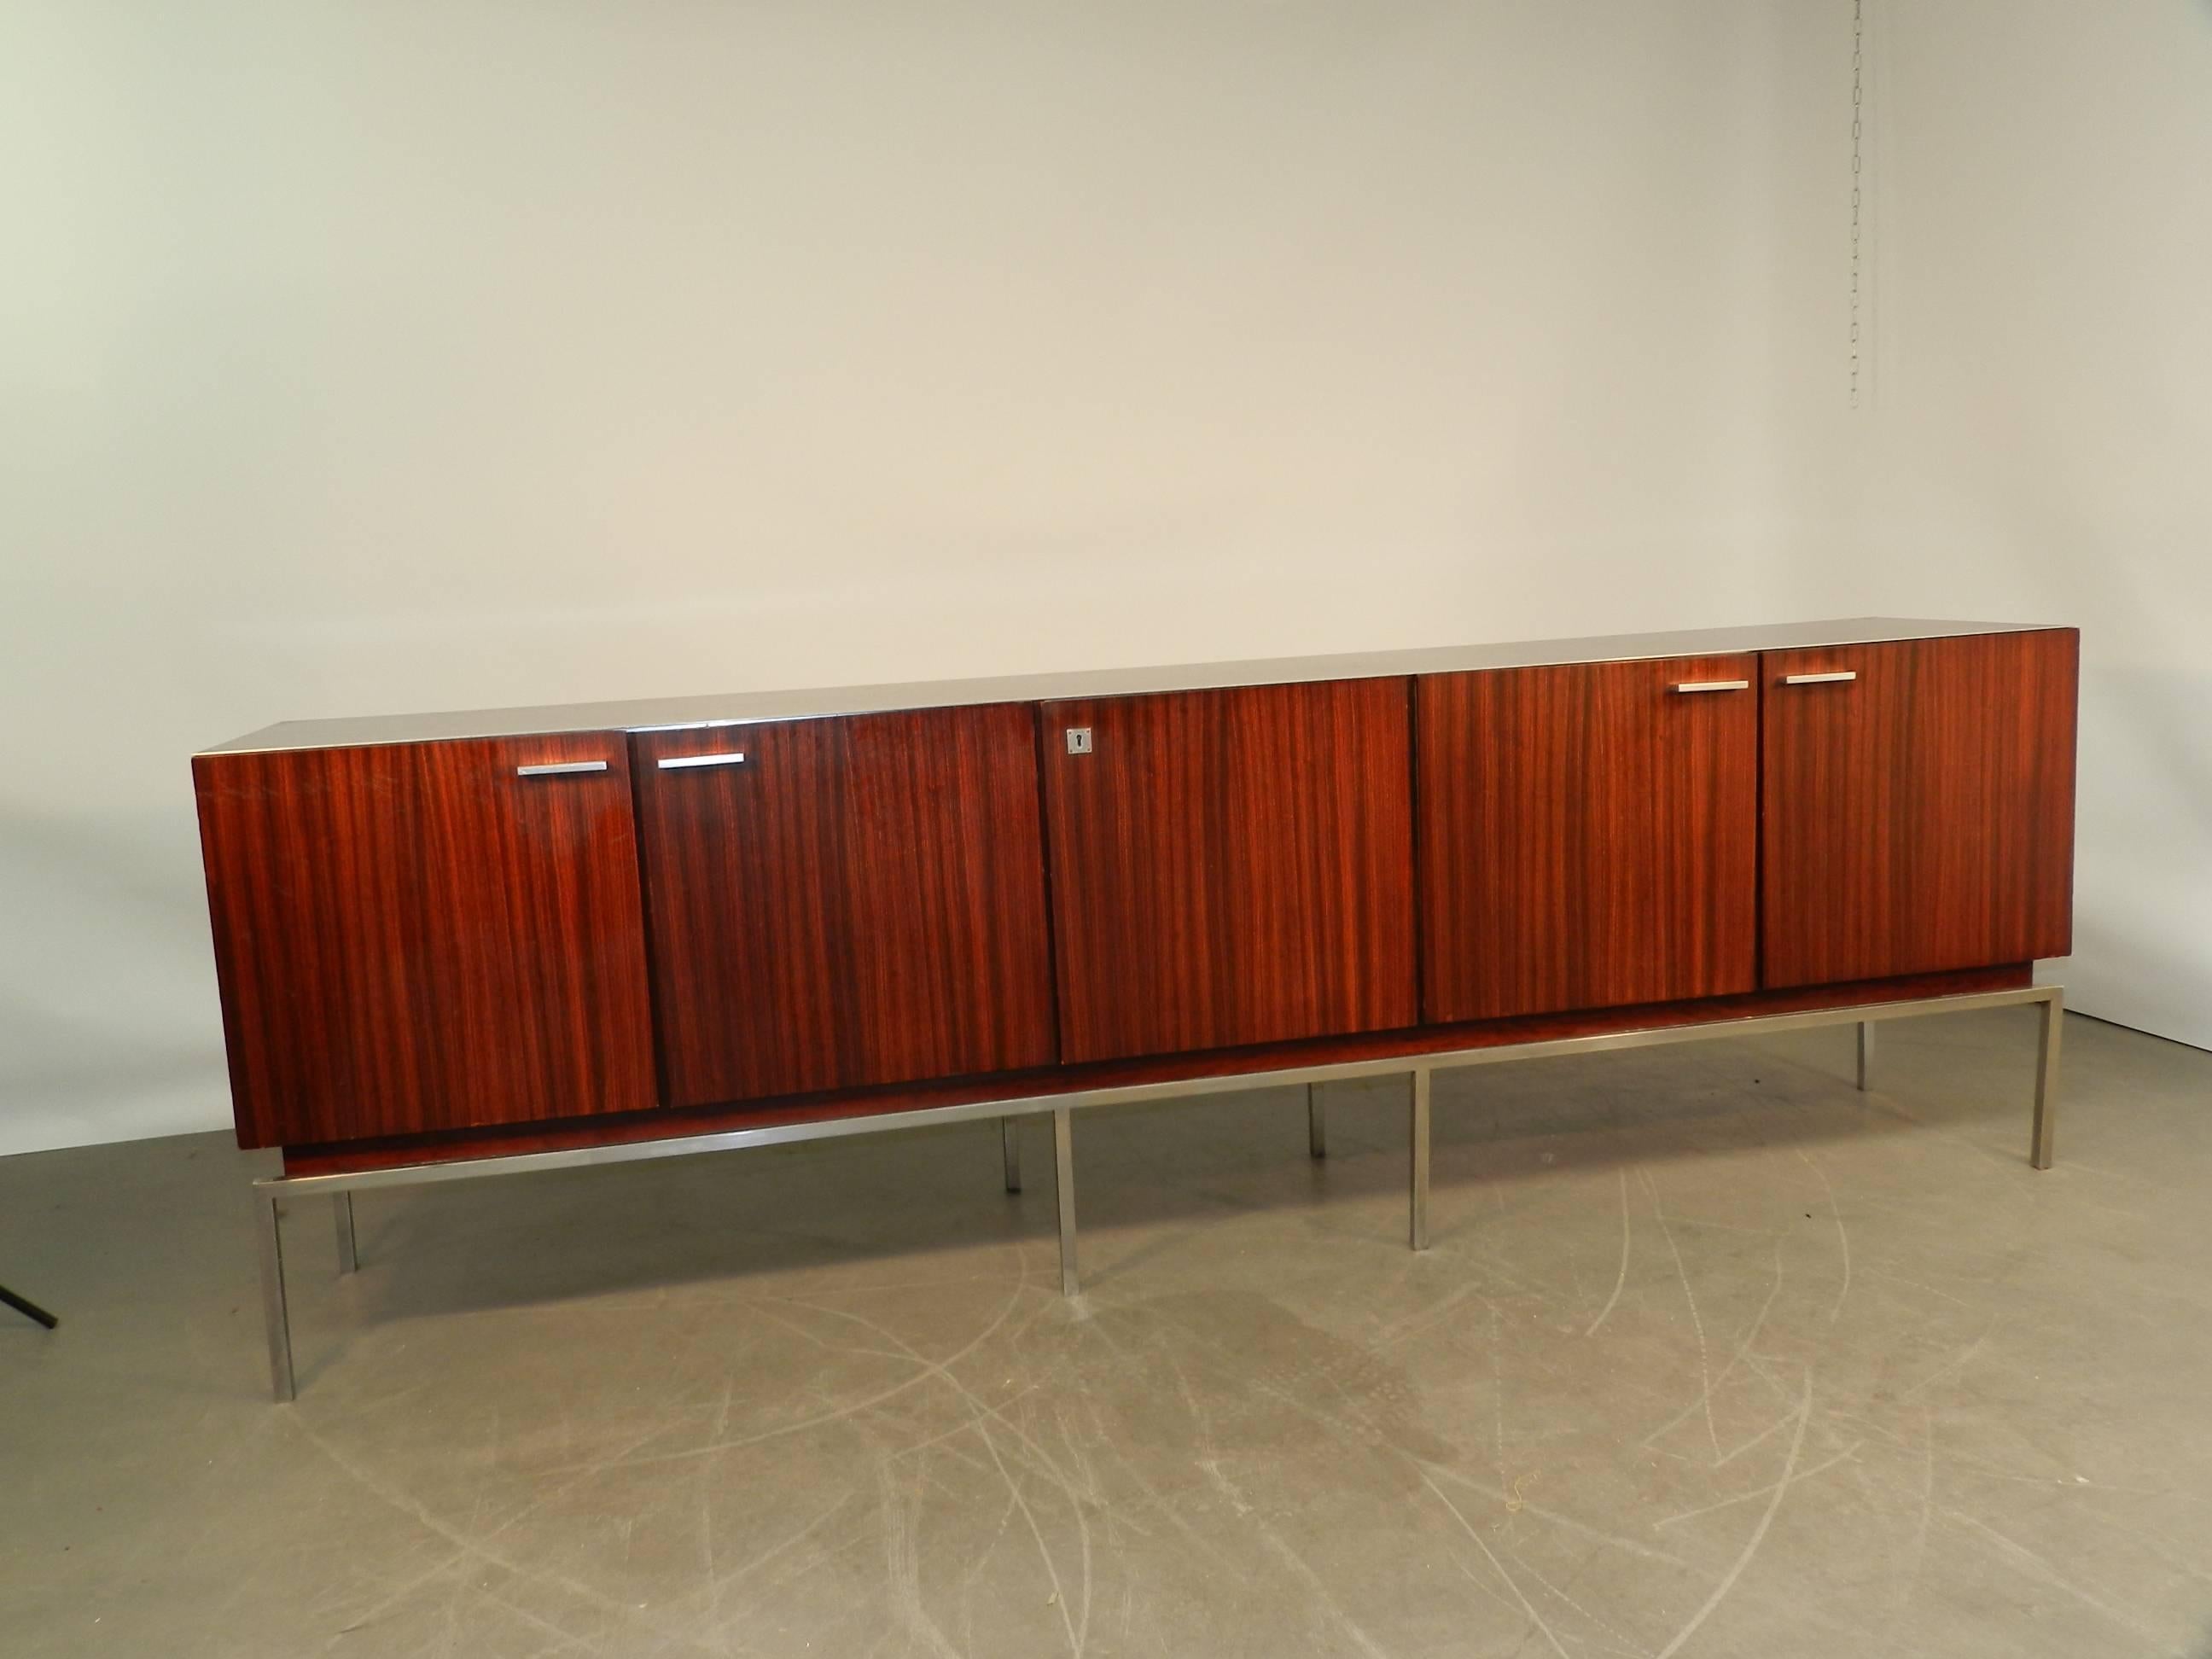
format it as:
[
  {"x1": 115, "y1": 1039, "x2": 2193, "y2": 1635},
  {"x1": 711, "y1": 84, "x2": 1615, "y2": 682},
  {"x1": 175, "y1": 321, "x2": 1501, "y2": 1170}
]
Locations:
[{"x1": 248, "y1": 982, "x2": 2063, "y2": 1400}]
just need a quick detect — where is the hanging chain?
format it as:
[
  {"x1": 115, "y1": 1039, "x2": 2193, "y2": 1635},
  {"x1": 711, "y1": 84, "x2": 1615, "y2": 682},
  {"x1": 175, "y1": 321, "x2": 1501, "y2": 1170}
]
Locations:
[{"x1": 1850, "y1": 0, "x2": 1863, "y2": 408}]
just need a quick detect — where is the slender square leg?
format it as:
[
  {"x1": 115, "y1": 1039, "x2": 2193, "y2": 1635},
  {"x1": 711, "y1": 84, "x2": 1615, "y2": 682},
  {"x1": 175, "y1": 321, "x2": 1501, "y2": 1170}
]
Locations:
[
  {"x1": 1855, "y1": 1022, "x2": 1874, "y2": 1092},
  {"x1": 1053, "y1": 1109, "x2": 1078, "y2": 1297},
  {"x1": 1307, "y1": 1082, "x2": 1326, "y2": 1159},
  {"x1": 2032, "y1": 990, "x2": 2064, "y2": 1170},
  {"x1": 1409, "y1": 1070, "x2": 1431, "y2": 1253},
  {"x1": 256, "y1": 1188, "x2": 296, "y2": 1403},
  {"x1": 0, "y1": 1284, "x2": 58, "y2": 1329},
  {"x1": 334, "y1": 1192, "x2": 358, "y2": 1274},
  {"x1": 1001, "y1": 1117, "x2": 1022, "y2": 1194}
]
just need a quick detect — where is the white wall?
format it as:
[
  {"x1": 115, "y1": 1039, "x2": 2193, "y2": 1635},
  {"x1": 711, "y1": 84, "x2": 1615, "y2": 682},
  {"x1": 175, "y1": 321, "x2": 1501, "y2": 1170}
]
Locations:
[
  {"x1": 1, "y1": 2, "x2": 1796, "y2": 1155},
  {"x1": 1761, "y1": 0, "x2": 2212, "y2": 1050},
  {"x1": 8, "y1": 3, "x2": 2204, "y2": 1159}
]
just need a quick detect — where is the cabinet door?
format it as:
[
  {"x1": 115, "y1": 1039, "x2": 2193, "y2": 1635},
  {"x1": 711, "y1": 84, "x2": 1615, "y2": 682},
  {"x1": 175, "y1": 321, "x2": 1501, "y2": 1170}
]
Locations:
[
  {"x1": 1417, "y1": 655, "x2": 1758, "y2": 1023},
  {"x1": 194, "y1": 734, "x2": 658, "y2": 1150},
  {"x1": 632, "y1": 705, "x2": 1057, "y2": 1106},
  {"x1": 1761, "y1": 630, "x2": 2078, "y2": 988},
  {"x1": 1040, "y1": 678, "x2": 1417, "y2": 1063}
]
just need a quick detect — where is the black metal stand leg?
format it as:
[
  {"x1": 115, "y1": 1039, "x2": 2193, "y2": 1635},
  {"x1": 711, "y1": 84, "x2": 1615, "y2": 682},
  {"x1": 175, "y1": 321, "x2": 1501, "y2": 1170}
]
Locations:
[{"x1": 0, "y1": 1283, "x2": 59, "y2": 1330}]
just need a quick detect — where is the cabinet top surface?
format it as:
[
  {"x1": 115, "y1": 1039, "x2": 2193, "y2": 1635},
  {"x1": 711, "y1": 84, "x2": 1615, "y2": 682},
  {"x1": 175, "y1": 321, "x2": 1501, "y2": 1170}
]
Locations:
[{"x1": 199, "y1": 617, "x2": 2068, "y2": 757}]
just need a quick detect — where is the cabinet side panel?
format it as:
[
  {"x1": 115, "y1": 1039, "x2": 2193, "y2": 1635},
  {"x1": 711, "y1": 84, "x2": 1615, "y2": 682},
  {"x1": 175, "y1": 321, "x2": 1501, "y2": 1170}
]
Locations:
[
  {"x1": 193, "y1": 735, "x2": 657, "y2": 1147},
  {"x1": 633, "y1": 704, "x2": 1058, "y2": 1105},
  {"x1": 1418, "y1": 655, "x2": 1759, "y2": 1022},
  {"x1": 1041, "y1": 678, "x2": 1417, "y2": 1063},
  {"x1": 1761, "y1": 629, "x2": 2079, "y2": 987}
]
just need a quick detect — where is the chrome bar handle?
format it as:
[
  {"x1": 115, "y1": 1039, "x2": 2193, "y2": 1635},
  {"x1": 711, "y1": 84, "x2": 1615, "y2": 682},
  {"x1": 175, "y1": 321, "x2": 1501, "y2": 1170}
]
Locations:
[
  {"x1": 655, "y1": 752, "x2": 748, "y2": 771},
  {"x1": 1672, "y1": 679, "x2": 1750, "y2": 694},
  {"x1": 515, "y1": 760, "x2": 609, "y2": 777},
  {"x1": 1781, "y1": 671, "x2": 1859, "y2": 685}
]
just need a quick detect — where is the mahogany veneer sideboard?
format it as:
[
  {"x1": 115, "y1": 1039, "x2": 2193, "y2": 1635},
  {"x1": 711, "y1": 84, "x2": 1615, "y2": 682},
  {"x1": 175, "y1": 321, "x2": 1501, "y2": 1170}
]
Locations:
[{"x1": 194, "y1": 619, "x2": 2078, "y2": 1400}]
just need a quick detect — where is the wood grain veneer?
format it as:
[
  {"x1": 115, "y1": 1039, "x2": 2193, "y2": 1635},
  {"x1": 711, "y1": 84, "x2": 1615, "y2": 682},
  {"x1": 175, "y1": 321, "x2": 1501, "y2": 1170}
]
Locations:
[
  {"x1": 1417, "y1": 655, "x2": 1758, "y2": 1022},
  {"x1": 631, "y1": 706, "x2": 1057, "y2": 1105},
  {"x1": 1761, "y1": 630, "x2": 2079, "y2": 988},
  {"x1": 1039, "y1": 678, "x2": 1418, "y2": 1063},
  {"x1": 194, "y1": 734, "x2": 657, "y2": 1149}
]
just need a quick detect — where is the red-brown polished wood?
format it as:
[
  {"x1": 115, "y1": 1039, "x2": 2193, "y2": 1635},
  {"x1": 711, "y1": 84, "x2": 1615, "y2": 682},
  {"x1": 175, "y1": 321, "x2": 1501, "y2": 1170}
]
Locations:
[
  {"x1": 630, "y1": 706, "x2": 1058, "y2": 1106},
  {"x1": 282, "y1": 963, "x2": 2031, "y2": 1177},
  {"x1": 1417, "y1": 655, "x2": 1758, "y2": 1022},
  {"x1": 194, "y1": 734, "x2": 657, "y2": 1149},
  {"x1": 1038, "y1": 678, "x2": 1417, "y2": 1064},
  {"x1": 1761, "y1": 630, "x2": 2078, "y2": 988}
]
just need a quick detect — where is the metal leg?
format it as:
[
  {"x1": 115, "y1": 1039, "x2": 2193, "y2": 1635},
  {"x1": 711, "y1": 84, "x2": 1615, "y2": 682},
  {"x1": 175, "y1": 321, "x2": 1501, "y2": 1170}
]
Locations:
[
  {"x1": 334, "y1": 1192, "x2": 358, "y2": 1274},
  {"x1": 2032, "y1": 990, "x2": 2064, "y2": 1170},
  {"x1": 1855, "y1": 1022, "x2": 1875, "y2": 1092},
  {"x1": 255, "y1": 1188, "x2": 296, "y2": 1403},
  {"x1": 1053, "y1": 1109, "x2": 1078, "y2": 1297},
  {"x1": 1409, "y1": 1070, "x2": 1431, "y2": 1252},
  {"x1": 0, "y1": 1283, "x2": 58, "y2": 1329},
  {"x1": 1001, "y1": 1117, "x2": 1022, "y2": 1193},
  {"x1": 1307, "y1": 1082, "x2": 1326, "y2": 1159}
]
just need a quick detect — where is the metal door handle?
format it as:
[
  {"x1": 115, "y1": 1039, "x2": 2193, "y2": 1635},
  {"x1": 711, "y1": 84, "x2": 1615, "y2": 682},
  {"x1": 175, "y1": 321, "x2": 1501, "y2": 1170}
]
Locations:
[
  {"x1": 1672, "y1": 679, "x2": 1749, "y2": 694},
  {"x1": 515, "y1": 760, "x2": 609, "y2": 777},
  {"x1": 655, "y1": 752, "x2": 748, "y2": 771},
  {"x1": 1781, "y1": 671, "x2": 1859, "y2": 685}
]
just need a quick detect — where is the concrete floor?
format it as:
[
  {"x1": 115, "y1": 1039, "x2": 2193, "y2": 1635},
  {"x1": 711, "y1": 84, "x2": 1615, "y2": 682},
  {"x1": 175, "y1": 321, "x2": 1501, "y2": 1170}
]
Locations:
[{"x1": 3, "y1": 1010, "x2": 2211, "y2": 1657}]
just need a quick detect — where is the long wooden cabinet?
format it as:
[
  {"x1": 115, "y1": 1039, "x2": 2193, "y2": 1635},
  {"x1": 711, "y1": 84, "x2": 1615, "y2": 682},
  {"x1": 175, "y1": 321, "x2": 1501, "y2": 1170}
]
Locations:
[{"x1": 193, "y1": 620, "x2": 2078, "y2": 1161}]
